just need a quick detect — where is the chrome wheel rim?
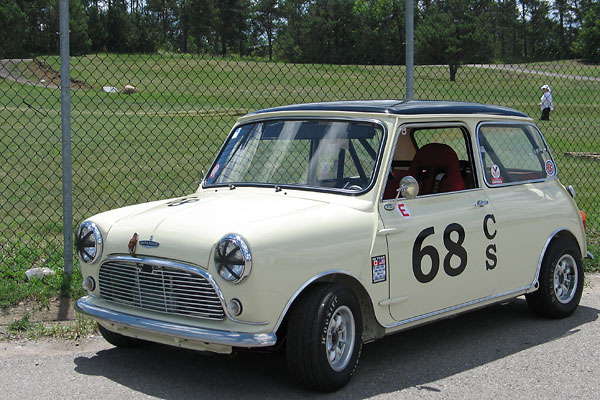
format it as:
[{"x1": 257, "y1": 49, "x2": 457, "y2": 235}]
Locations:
[
  {"x1": 326, "y1": 305, "x2": 355, "y2": 372},
  {"x1": 553, "y1": 254, "x2": 578, "y2": 304}
]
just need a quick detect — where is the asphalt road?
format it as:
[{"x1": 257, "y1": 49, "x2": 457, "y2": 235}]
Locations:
[{"x1": 1, "y1": 275, "x2": 599, "y2": 399}]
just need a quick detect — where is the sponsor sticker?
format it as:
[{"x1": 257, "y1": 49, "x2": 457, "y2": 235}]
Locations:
[
  {"x1": 372, "y1": 255, "x2": 387, "y2": 283},
  {"x1": 545, "y1": 160, "x2": 556, "y2": 177},
  {"x1": 210, "y1": 164, "x2": 220, "y2": 179},
  {"x1": 491, "y1": 164, "x2": 501, "y2": 179},
  {"x1": 490, "y1": 164, "x2": 503, "y2": 184}
]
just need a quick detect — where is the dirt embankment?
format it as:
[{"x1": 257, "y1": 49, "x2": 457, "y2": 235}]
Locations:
[{"x1": 0, "y1": 58, "x2": 91, "y2": 89}]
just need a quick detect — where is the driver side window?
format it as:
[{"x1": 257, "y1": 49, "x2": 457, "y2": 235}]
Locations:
[{"x1": 383, "y1": 125, "x2": 477, "y2": 199}]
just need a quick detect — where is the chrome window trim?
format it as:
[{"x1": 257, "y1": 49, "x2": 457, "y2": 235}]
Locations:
[
  {"x1": 381, "y1": 121, "x2": 477, "y2": 202},
  {"x1": 101, "y1": 255, "x2": 267, "y2": 326},
  {"x1": 381, "y1": 187, "x2": 484, "y2": 203},
  {"x1": 476, "y1": 121, "x2": 557, "y2": 188},
  {"x1": 202, "y1": 116, "x2": 389, "y2": 197}
]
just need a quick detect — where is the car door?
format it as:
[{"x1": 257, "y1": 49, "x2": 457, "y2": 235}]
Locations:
[
  {"x1": 476, "y1": 122, "x2": 568, "y2": 290},
  {"x1": 379, "y1": 123, "x2": 497, "y2": 323}
]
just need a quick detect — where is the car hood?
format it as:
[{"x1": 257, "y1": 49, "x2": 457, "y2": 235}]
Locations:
[{"x1": 99, "y1": 190, "x2": 328, "y2": 267}]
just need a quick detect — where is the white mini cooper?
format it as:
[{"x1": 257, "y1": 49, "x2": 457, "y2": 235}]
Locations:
[{"x1": 75, "y1": 100, "x2": 588, "y2": 391}]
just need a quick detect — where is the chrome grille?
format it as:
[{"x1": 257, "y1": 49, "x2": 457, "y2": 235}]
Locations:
[{"x1": 98, "y1": 259, "x2": 225, "y2": 320}]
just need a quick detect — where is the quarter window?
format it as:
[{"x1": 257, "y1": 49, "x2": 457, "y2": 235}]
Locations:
[{"x1": 478, "y1": 123, "x2": 555, "y2": 186}]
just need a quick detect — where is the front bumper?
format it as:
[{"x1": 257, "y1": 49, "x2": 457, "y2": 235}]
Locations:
[{"x1": 75, "y1": 296, "x2": 277, "y2": 348}]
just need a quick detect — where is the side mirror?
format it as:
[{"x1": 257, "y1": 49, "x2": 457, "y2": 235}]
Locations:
[{"x1": 396, "y1": 176, "x2": 419, "y2": 200}]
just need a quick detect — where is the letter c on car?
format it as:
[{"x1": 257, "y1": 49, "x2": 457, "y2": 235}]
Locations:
[{"x1": 483, "y1": 214, "x2": 497, "y2": 240}]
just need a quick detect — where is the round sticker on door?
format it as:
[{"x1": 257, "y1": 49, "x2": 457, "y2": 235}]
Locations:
[
  {"x1": 545, "y1": 160, "x2": 556, "y2": 177},
  {"x1": 491, "y1": 164, "x2": 501, "y2": 179},
  {"x1": 490, "y1": 164, "x2": 503, "y2": 184}
]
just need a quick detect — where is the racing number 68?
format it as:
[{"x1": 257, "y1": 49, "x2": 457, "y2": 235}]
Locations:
[{"x1": 412, "y1": 223, "x2": 468, "y2": 283}]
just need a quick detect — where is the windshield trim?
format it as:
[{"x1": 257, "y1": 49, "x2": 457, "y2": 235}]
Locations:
[{"x1": 202, "y1": 116, "x2": 388, "y2": 196}]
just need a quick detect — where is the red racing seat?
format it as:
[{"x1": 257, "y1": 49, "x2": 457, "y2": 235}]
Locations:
[{"x1": 407, "y1": 143, "x2": 466, "y2": 195}]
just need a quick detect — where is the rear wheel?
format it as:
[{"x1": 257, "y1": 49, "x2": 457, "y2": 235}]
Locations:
[
  {"x1": 526, "y1": 237, "x2": 583, "y2": 318},
  {"x1": 98, "y1": 323, "x2": 145, "y2": 347},
  {"x1": 286, "y1": 283, "x2": 363, "y2": 392}
]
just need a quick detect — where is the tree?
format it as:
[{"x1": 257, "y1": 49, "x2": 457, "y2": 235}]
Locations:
[
  {"x1": 178, "y1": 0, "x2": 190, "y2": 52},
  {"x1": 275, "y1": 0, "x2": 310, "y2": 62},
  {"x1": 146, "y1": 0, "x2": 178, "y2": 45},
  {"x1": 351, "y1": 0, "x2": 405, "y2": 65},
  {"x1": 106, "y1": 0, "x2": 133, "y2": 52},
  {"x1": 0, "y1": 0, "x2": 27, "y2": 57},
  {"x1": 573, "y1": 4, "x2": 600, "y2": 63},
  {"x1": 189, "y1": 0, "x2": 215, "y2": 54},
  {"x1": 68, "y1": 0, "x2": 92, "y2": 55},
  {"x1": 214, "y1": 0, "x2": 249, "y2": 56},
  {"x1": 87, "y1": 2, "x2": 107, "y2": 52},
  {"x1": 253, "y1": 0, "x2": 280, "y2": 60},
  {"x1": 289, "y1": 0, "x2": 356, "y2": 64},
  {"x1": 416, "y1": 0, "x2": 494, "y2": 81},
  {"x1": 492, "y1": 0, "x2": 520, "y2": 62}
]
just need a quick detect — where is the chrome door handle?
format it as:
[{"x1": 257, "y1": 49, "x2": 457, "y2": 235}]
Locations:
[{"x1": 476, "y1": 200, "x2": 489, "y2": 207}]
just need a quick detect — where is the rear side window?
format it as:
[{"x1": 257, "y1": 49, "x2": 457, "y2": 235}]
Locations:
[
  {"x1": 413, "y1": 127, "x2": 470, "y2": 161},
  {"x1": 477, "y1": 123, "x2": 555, "y2": 186}
]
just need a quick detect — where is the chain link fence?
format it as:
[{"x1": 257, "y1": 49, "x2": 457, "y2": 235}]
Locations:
[{"x1": 1, "y1": 53, "x2": 599, "y2": 274}]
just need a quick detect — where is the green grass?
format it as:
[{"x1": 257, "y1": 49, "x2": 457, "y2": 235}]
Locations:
[
  {"x1": 0, "y1": 237, "x2": 85, "y2": 308},
  {"x1": 0, "y1": 53, "x2": 599, "y2": 308},
  {"x1": 7, "y1": 313, "x2": 34, "y2": 332},
  {"x1": 7, "y1": 313, "x2": 98, "y2": 340}
]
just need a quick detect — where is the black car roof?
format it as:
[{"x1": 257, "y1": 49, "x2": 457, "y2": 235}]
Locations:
[{"x1": 249, "y1": 100, "x2": 529, "y2": 118}]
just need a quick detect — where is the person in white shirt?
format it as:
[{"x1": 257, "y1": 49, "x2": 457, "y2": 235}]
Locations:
[{"x1": 538, "y1": 84, "x2": 554, "y2": 120}]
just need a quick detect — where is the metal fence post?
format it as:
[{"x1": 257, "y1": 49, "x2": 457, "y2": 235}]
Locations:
[
  {"x1": 405, "y1": 0, "x2": 414, "y2": 101},
  {"x1": 59, "y1": 0, "x2": 73, "y2": 281}
]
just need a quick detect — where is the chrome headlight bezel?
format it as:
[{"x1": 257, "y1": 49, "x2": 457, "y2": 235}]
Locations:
[
  {"x1": 76, "y1": 221, "x2": 103, "y2": 264},
  {"x1": 214, "y1": 234, "x2": 252, "y2": 284}
]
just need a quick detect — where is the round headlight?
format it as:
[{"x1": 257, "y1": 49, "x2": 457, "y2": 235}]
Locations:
[
  {"x1": 214, "y1": 234, "x2": 252, "y2": 284},
  {"x1": 76, "y1": 221, "x2": 103, "y2": 263}
]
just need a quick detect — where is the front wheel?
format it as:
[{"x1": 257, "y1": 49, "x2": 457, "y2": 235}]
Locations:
[
  {"x1": 526, "y1": 237, "x2": 584, "y2": 318},
  {"x1": 286, "y1": 283, "x2": 363, "y2": 392}
]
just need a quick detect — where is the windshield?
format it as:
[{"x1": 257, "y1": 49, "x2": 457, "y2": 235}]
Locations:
[{"x1": 204, "y1": 119, "x2": 386, "y2": 193}]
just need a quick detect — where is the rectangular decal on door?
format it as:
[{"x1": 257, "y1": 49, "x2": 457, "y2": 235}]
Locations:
[{"x1": 371, "y1": 255, "x2": 387, "y2": 283}]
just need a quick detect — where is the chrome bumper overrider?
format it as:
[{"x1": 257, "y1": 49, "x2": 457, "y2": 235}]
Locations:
[{"x1": 75, "y1": 296, "x2": 277, "y2": 347}]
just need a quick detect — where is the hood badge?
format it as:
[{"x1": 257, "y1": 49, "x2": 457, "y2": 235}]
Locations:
[
  {"x1": 128, "y1": 233, "x2": 138, "y2": 257},
  {"x1": 139, "y1": 236, "x2": 160, "y2": 249},
  {"x1": 129, "y1": 234, "x2": 159, "y2": 256}
]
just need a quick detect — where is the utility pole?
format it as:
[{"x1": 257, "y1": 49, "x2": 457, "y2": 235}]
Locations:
[
  {"x1": 59, "y1": 0, "x2": 73, "y2": 286},
  {"x1": 405, "y1": 0, "x2": 414, "y2": 100}
]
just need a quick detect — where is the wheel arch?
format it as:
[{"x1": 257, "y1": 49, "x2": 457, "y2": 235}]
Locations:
[
  {"x1": 532, "y1": 229, "x2": 583, "y2": 289},
  {"x1": 274, "y1": 271, "x2": 384, "y2": 344}
]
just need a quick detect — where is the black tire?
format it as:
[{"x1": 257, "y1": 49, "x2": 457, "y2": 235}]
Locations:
[
  {"x1": 526, "y1": 237, "x2": 584, "y2": 318},
  {"x1": 286, "y1": 283, "x2": 363, "y2": 392},
  {"x1": 98, "y1": 323, "x2": 145, "y2": 347}
]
